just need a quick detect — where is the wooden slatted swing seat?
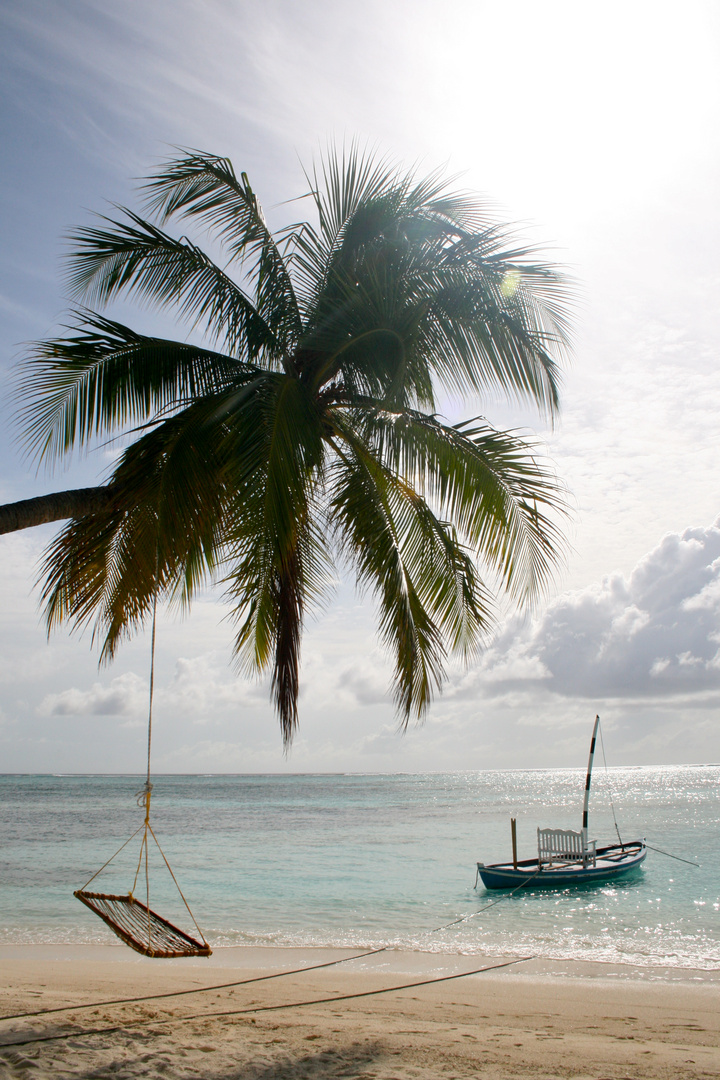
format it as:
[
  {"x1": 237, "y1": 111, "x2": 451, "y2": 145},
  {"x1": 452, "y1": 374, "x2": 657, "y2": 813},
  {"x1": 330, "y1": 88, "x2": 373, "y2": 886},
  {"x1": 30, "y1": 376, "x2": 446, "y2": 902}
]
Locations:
[
  {"x1": 74, "y1": 586, "x2": 211, "y2": 959},
  {"x1": 74, "y1": 890, "x2": 212, "y2": 959}
]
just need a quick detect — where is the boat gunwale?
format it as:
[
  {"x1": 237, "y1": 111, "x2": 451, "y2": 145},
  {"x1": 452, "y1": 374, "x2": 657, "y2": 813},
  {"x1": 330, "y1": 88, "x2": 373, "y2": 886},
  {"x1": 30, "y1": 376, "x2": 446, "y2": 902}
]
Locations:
[{"x1": 476, "y1": 840, "x2": 647, "y2": 889}]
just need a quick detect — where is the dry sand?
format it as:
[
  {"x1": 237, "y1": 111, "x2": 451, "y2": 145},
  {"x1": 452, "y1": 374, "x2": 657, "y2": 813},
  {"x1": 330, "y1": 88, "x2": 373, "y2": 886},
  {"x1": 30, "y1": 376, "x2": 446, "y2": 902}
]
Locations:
[{"x1": 1, "y1": 945, "x2": 719, "y2": 1079}]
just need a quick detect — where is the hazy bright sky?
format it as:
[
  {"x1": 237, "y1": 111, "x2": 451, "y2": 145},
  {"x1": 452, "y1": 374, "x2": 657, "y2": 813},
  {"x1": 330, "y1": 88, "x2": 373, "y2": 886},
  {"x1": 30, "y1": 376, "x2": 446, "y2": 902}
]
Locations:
[{"x1": 1, "y1": 0, "x2": 720, "y2": 772}]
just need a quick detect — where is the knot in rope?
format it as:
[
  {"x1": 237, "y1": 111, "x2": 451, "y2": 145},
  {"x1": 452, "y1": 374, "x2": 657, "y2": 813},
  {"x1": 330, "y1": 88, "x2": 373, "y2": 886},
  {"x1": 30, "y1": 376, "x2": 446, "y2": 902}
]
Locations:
[{"x1": 135, "y1": 781, "x2": 153, "y2": 809}]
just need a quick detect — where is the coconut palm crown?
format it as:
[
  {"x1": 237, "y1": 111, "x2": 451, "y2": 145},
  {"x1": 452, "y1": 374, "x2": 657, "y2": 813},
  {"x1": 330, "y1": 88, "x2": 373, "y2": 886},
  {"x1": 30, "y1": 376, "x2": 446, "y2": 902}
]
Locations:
[{"x1": 15, "y1": 146, "x2": 571, "y2": 745}]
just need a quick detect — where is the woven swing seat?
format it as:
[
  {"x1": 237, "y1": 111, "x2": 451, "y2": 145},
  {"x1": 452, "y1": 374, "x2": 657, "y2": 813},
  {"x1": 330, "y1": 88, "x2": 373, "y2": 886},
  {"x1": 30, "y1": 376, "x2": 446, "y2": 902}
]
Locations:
[{"x1": 74, "y1": 890, "x2": 212, "y2": 958}]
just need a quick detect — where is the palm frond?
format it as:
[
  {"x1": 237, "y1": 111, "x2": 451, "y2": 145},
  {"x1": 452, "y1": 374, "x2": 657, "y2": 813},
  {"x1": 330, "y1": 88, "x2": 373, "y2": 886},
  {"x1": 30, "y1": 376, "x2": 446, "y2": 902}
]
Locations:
[
  {"x1": 39, "y1": 396, "x2": 236, "y2": 658},
  {"x1": 328, "y1": 422, "x2": 494, "y2": 721},
  {"x1": 16, "y1": 309, "x2": 255, "y2": 462},
  {"x1": 141, "y1": 150, "x2": 303, "y2": 349},
  {"x1": 305, "y1": 141, "x2": 403, "y2": 250},
  {"x1": 294, "y1": 157, "x2": 571, "y2": 418},
  {"x1": 349, "y1": 406, "x2": 568, "y2": 606},
  {"x1": 65, "y1": 211, "x2": 286, "y2": 362},
  {"x1": 221, "y1": 374, "x2": 331, "y2": 744}
]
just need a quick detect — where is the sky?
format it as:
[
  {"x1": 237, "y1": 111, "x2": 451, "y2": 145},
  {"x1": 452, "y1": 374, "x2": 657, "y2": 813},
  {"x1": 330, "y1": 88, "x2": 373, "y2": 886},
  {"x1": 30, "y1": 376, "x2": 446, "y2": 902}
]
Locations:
[{"x1": 1, "y1": 0, "x2": 720, "y2": 773}]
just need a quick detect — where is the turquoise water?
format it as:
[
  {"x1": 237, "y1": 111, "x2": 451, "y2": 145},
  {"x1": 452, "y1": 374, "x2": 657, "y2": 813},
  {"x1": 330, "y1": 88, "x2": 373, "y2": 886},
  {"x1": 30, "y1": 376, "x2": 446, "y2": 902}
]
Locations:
[{"x1": 1, "y1": 768, "x2": 718, "y2": 969}]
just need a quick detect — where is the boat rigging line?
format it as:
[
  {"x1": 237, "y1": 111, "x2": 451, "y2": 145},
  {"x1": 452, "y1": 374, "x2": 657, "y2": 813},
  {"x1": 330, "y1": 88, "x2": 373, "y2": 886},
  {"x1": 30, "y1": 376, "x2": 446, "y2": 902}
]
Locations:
[
  {"x1": 597, "y1": 715, "x2": 699, "y2": 869},
  {"x1": 438, "y1": 868, "x2": 544, "y2": 933},
  {"x1": 595, "y1": 721, "x2": 699, "y2": 867},
  {"x1": 644, "y1": 844, "x2": 700, "y2": 867},
  {"x1": 597, "y1": 718, "x2": 623, "y2": 846}
]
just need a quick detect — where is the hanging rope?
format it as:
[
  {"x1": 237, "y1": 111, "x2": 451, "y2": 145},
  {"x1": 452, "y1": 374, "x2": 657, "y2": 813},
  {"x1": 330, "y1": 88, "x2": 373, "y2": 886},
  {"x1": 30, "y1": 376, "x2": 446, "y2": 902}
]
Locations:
[
  {"x1": 130, "y1": 572, "x2": 160, "y2": 950},
  {"x1": 78, "y1": 824, "x2": 146, "y2": 892},
  {"x1": 145, "y1": 574, "x2": 158, "y2": 808},
  {"x1": 597, "y1": 718, "x2": 623, "y2": 845},
  {"x1": 134, "y1": 558, "x2": 158, "y2": 821},
  {"x1": 74, "y1": 546, "x2": 211, "y2": 959}
]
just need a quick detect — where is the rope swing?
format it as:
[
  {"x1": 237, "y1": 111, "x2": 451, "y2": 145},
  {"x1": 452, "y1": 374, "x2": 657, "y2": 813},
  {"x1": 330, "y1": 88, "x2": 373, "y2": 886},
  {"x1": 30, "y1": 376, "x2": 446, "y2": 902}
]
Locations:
[{"x1": 74, "y1": 579, "x2": 211, "y2": 958}]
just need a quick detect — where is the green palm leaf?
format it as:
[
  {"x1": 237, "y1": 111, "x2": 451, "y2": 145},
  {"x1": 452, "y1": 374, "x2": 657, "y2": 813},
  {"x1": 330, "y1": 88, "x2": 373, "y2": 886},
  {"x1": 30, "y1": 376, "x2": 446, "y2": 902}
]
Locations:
[
  {"x1": 16, "y1": 310, "x2": 256, "y2": 461},
  {"x1": 351, "y1": 406, "x2": 566, "y2": 603},
  {"x1": 141, "y1": 150, "x2": 303, "y2": 352},
  {"x1": 66, "y1": 211, "x2": 286, "y2": 363},
  {"x1": 40, "y1": 395, "x2": 236, "y2": 657},
  {"x1": 222, "y1": 375, "x2": 331, "y2": 743}
]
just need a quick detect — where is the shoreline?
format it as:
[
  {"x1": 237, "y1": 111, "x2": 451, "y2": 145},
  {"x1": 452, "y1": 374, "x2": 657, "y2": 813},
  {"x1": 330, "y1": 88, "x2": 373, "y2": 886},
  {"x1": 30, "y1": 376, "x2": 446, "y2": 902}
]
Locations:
[
  {"x1": 3, "y1": 941, "x2": 720, "y2": 982},
  {"x1": 2, "y1": 944, "x2": 719, "y2": 1078}
]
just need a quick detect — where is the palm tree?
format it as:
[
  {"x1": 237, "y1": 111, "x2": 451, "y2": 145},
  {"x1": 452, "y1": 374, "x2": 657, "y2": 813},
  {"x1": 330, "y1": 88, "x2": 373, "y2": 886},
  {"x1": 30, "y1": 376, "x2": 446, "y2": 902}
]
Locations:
[{"x1": 7, "y1": 145, "x2": 571, "y2": 744}]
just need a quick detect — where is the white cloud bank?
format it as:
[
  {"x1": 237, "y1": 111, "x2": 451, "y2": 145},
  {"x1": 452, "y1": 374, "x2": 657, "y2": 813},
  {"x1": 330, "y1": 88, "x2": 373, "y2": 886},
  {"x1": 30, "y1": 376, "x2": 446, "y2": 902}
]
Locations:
[
  {"x1": 41, "y1": 672, "x2": 147, "y2": 718},
  {"x1": 443, "y1": 519, "x2": 720, "y2": 705},
  {"x1": 38, "y1": 654, "x2": 271, "y2": 721}
]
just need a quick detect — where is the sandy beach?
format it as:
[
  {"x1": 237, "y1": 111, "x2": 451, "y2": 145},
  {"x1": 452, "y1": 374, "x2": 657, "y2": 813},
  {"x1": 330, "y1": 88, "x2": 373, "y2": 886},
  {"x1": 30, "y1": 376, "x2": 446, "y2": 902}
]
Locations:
[{"x1": 1, "y1": 945, "x2": 718, "y2": 1079}]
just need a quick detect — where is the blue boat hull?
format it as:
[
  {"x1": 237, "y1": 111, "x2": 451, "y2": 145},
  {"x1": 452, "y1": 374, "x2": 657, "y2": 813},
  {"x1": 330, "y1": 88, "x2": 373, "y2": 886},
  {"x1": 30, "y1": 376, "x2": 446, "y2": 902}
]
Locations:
[{"x1": 477, "y1": 841, "x2": 647, "y2": 890}]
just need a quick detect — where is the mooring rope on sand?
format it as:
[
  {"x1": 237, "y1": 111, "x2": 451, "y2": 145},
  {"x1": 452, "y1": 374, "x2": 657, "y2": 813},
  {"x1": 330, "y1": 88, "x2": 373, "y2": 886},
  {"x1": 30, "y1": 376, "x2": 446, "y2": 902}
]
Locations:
[
  {"x1": 0, "y1": 956, "x2": 534, "y2": 1050},
  {"x1": 0, "y1": 946, "x2": 390, "y2": 1023}
]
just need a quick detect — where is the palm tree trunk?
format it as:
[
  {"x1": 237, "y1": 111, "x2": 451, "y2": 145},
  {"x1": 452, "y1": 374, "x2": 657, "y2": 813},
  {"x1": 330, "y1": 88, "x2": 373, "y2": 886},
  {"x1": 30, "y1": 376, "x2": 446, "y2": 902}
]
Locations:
[{"x1": 0, "y1": 487, "x2": 114, "y2": 534}]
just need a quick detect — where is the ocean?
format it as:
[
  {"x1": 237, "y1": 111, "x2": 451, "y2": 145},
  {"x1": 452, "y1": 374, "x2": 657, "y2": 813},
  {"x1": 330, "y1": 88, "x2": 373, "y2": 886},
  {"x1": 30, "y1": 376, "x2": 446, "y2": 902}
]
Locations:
[{"x1": 1, "y1": 768, "x2": 718, "y2": 970}]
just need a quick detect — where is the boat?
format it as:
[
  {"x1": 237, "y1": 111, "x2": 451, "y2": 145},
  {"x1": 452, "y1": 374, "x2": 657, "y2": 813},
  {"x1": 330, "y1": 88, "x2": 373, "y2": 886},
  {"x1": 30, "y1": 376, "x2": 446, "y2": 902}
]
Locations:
[{"x1": 476, "y1": 716, "x2": 647, "y2": 889}]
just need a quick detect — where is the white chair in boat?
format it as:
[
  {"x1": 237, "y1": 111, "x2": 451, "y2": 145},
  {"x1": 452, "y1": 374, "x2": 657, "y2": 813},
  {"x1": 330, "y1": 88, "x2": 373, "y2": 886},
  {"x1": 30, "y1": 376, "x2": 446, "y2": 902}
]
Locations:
[{"x1": 537, "y1": 828, "x2": 596, "y2": 868}]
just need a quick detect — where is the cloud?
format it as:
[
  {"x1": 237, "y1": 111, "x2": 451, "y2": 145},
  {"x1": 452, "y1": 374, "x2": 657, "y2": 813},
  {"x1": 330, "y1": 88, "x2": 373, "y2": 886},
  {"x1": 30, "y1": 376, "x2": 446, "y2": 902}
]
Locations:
[
  {"x1": 337, "y1": 654, "x2": 390, "y2": 707},
  {"x1": 455, "y1": 519, "x2": 720, "y2": 702},
  {"x1": 40, "y1": 672, "x2": 147, "y2": 717},
  {"x1": 159, "y1": 653, "x2": 269, "y2": 720},
  {"x1": 36, "y1": 652, "x2": 274, "y2": 725}
]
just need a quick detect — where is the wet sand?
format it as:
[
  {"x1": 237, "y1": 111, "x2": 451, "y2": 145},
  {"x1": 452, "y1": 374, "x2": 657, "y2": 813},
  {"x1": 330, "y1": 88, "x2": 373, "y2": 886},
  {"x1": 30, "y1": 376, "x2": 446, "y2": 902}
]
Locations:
[{"x1": 1, "y1": 945, "x2": 719, "y2": 1078}]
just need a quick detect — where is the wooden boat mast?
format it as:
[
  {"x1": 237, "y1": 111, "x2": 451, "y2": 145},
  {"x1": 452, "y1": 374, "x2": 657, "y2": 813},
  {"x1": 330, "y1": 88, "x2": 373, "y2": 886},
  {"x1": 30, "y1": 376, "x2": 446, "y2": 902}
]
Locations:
[{"x1": 581, "y1": 715, "x2": 600, "y2": 854}]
